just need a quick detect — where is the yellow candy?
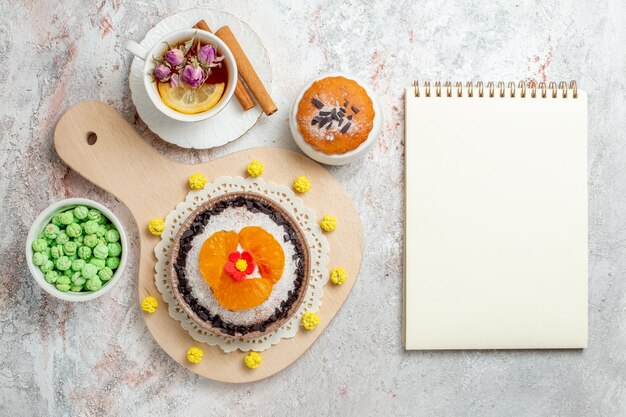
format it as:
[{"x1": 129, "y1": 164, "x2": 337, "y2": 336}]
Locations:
[
  {"x1": 320, "y1": 215, "x2": 336, "y2": 232},
  {"x1": 141, "y1": 296, "x2": 158, "y2": 313},
  {"x1": 148, "y1": 218, "x2": 165, "y2": 236},
  {"x1": 329, "y1": 267, "x2": 347, "y2": 285},
  {"x1": 247, "y1": 160, "x2": 264, "y2": 178},
  {"x1": 188, "y1": 173, "x2": 207, "y2": 190},
  {"x1": 244, "y1": 351, "x2": 262, "y2": 369},
  {"x1": 186, "y1": 346, "x2": 204, "y2": 364},
  {"x1": 301, "y1": 312, "x2": 320, "y2": 330},
  {"x1": 293, "y1": 176, "x2": 311, "y2": 193}
]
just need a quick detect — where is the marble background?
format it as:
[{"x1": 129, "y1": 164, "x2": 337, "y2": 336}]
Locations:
[{"x1": 1, "y1": 0, "x2": 625, "y2": 416}]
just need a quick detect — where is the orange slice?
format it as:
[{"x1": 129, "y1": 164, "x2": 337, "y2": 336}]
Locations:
[
  {"x1": 198, "y1": 230, "x2": 238, "y2": 290},
  {"x1": 213, "y1": 277, "x2": 273, "y2": 310},
  {"x1": 239, "y1": 226, "x2": 285, "y2": 283},
  {"x1": 196, "y1": 226, "x2": 286, "y2": 311}
]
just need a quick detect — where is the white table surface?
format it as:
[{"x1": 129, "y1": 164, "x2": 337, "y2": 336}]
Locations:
[{"x1": 1, "y1": 1, "x2": 625, "y2": 416}]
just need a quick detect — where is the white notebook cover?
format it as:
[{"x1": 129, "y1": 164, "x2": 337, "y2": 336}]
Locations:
[{"x1": 404, "y1": 85, "x2": 588, "y2": 350}]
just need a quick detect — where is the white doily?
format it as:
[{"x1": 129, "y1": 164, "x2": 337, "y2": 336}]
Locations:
[{"x1": 154, "y1": 176, "x2": 329, "y2": 352}]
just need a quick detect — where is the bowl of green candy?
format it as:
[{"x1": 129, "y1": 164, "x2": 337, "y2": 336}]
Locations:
[{"x1": 26, "y1": 198, "x2": 128, "y2": 302}]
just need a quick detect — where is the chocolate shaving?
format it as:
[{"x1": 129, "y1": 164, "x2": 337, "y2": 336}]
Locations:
[
  {"x1": 312, "y1": 98, "x2": 324, "y2": 109},
  {"x1": 309, "y1": 99, "x2": 359, "y2": 132}
]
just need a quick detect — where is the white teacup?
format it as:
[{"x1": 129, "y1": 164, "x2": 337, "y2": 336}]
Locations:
[{"x1": 126, "y1": 28, "x2": 238, "y2": 123}]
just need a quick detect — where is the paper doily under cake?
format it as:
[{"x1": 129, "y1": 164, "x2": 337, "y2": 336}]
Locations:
[{"x1": 154, "y1": 176, "x2": 329, "y2": 352}]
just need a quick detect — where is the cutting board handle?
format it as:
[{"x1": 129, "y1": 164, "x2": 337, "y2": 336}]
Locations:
[{"x1": 54, "y1": 101, "x2": 184, "y2": 214}]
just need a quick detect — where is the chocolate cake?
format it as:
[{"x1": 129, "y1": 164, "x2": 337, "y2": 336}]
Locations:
[{"x1": 169, "y1": 192, "x2": 310, "y2": 339}]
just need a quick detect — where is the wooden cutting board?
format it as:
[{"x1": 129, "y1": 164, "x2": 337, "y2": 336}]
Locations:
[{"x1": 54, "y1": 101, "x2": 363, "y2": 383}]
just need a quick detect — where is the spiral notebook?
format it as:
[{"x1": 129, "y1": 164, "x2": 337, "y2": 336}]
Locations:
[{"x1": 404, "y1": 81, "x2": 588, "y2": 350}]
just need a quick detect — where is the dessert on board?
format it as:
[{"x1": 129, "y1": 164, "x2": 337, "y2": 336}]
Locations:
[{"x1": 170, "y1": 193, "x2": 309, "y2": 339}]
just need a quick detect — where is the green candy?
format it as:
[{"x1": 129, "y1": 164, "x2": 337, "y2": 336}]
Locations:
[
  {"x1": 32, "y1": 238, "x2": 48, "y2": 252},
  {"x1": 40, "y1": 260, "x2": 54, "y2": 273},
  {"x1": 77, "y1": 246, "x2": 92, "y2": 260},
  {"x1": 93, "y1": 243, "x2": 109, "y2": 259},
  {"x1": 95, "y1": 224, "x2": 106, "y2": 237},
  {"x1": 55, "y1": 232, "x2": 70, "y2": 245},
  {"x1": 55, "y1": 256, "x2": 71, "y2": 271},
  {"x1": 32, "y1": 252, "x2": 48, "y2": 266},
  {"x1": 71, "y1": 259, "x2": 86, "y2": 271},
  {"x1": 81, "y1": 263, "x2": 98, "y2": 279},
  {"x1": 50, "y1": 214, "x2": 62, "y2": 226},
  {"x1": 83, "y1": 221, "x2": 99, "y2": 235},
  {"x1": 50, "y1": 245, "x2": 63, "y2": 259},
  {"x1": 71, "y1": 272, "x2": 86, "y2": 286},
  {"x1": 105, "y1": 229, "x2": 120, "y2": 243},
  {"x1": 104, "y1": 223, "x2": 112, "y2": 230},
  {"x1": 56, "y1": 283, "x2": 71, "y2": 292},
  {"x1": 89, "y1": 258, "x2": 106, "y2": 270},
  {"x1": 75, "y1": 235, "x2": 84, "y2": 244},
  {"x1": 98, "y1": 267, "x2": 113, "y2": 281},
  {"x1": 73, "y1": 205, "x2": 89, "y2": 220},
  {"x1": 63, "y1": 241, "x2": 77, "y2": 256},
  {"x1": 107, "y1": 242, "x2": 122, "y2": 257},
  {"x1": 56, "y1": 275, "x2": 71, "y2": 285},
  {"x1": 105, "y1": 256, "x2": 120, "y2": 270},
  {"x1": 83, "y1": 234, "x2": 98, "y2": 248},
  {"x1": 44, "y1": 271, "x2": 59, "y2": 284},
  {"x1": 87, "y1": 209, "x2": 105, "y2": 224},
  {"x1": 43, "y1": 224, "x2": 60, "y2": 240},
  {"x1": 58, "y1": 211, "x2": 74, "y2": 225},
  {"x1": 66, "y1": 222, "x2": 82, "y2": 238},
  {"x1": 85, "y1": 277, "x2": 103, "y2": 291},
  {"x1": 73, "y1": 278, "x2": 86, "y2": 287},
  {"x1": 70, "y1": 285, "x2": 83, "y2": 292},
  {"x1": 63, "y1": 268, "x2": 74, "y2": 277}
]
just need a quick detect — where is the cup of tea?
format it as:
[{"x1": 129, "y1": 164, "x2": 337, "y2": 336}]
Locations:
[{"x1": 126, "y1": 28, "x2": 238, "y2": 122}]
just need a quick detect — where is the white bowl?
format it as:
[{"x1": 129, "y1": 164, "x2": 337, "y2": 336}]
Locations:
[
  {"x1": 289, "y1": 72, "x2": 382, "y2": 165},
  {"x1": 25, "y1": 198, "x2": 128, "y2": 302}
]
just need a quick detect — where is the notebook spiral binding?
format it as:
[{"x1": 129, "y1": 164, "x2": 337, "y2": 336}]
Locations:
[{"x1": 413, "y1": 80, "x2": 578, "y2": 99}]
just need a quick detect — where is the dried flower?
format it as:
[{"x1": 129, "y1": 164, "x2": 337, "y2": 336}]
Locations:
[
  {"x1": 186, "y1": 346, "x2": 204, "y2": 364},
  {"x1": 164, "y1": 48, "x2": 185, "y2": 67},
  {"x1": 198, "y1": 45, "x2": 216, "y2": 65},
  {"x1": 244, "y1": 351, "x2": 262, "y2": 369},
  {"x1": 170, "y1": 74, "x2": 179, "y2": 87},
  {"x1": 154, "y1": 64, "x2": 171, "y2": 81},
  {"x1": 141, "y1": 296, "x2": 158, "y2": 313},
  {"x1": 301, "y1": 312, "x2": 320, "y2": 330},
  {"x1": 182, "y1": 64, "x2": 204, "y2": 88}
]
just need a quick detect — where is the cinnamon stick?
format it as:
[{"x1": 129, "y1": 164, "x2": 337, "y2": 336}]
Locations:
[
  {"x1": 215, "y1": 26, "x2": 277, "y2": 116},
  {"x1": 193, "y1": 20, "x2": 255, "y2": 111}
]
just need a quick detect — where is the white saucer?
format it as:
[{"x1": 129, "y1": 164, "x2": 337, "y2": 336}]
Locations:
[{"x1": 129, "y1": 8, "x2": 272, "y2": 149}]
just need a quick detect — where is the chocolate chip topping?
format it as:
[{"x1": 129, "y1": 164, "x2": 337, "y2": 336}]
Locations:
[{"x1": 311, "y1": 98, "x2": 324, "y2": 109}]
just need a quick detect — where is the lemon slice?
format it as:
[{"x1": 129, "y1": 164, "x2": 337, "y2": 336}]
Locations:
[{"x1": 157, "y1": 82, "x2": 225, "y2": 114}]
